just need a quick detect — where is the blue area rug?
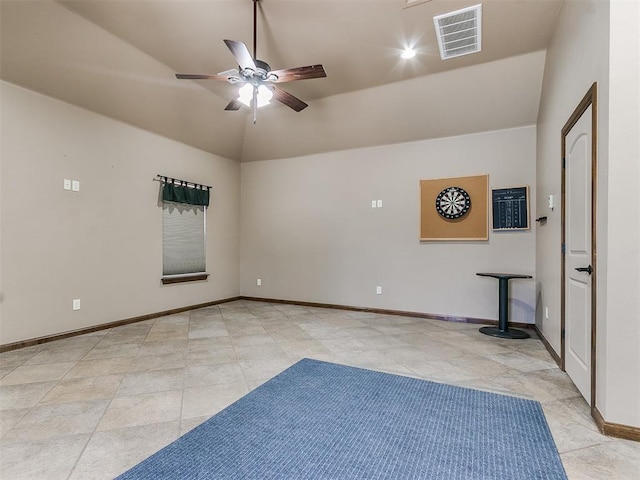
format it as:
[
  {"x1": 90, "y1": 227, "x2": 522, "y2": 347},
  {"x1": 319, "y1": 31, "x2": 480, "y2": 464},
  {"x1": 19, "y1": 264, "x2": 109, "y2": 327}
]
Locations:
[{"x1": 116, "y1": 358, "x2": 567, "y2": 479}]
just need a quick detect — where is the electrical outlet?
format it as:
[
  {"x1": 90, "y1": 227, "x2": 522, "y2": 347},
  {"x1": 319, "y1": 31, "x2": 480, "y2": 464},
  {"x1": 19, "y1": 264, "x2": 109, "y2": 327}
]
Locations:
[
  {"x1": 545, "y1": 307, "x2": 549, "y2": 320},
  {"x1": 63, "y1": 179, "x2": 72, "y2": 190},
  {"x1": 72, "y1": 299, "x2": 81, "y2": 311},
  {"x1": 72, "y1": 180, "x2": 80, "y2": 192},
  {"x1": 376, "y1": 199, "x2": 383, "y2": 208},
  {"x1": 256, "y1": 278, "x2": 262, "y2": 286},
  {"x1": 371, "y1": 200, "x2": 377, "y2": 208},
  {"x1": 376, "y1": 286, "x2": 382, "y2": 295}
]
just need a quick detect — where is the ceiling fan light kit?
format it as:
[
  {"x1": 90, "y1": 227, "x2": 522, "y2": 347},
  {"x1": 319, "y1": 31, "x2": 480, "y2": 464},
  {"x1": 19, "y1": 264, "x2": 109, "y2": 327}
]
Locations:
[
  {"x1": 239, "y1": 84, "x2": 273, "y2": 108},
  {"x1": 175, "y1": 0, "x2": 326, "y2": 124}
]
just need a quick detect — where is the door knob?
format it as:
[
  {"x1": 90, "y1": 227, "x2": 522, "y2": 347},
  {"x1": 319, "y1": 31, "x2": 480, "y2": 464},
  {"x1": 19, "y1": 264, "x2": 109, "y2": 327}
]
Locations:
[{"x1": 575, "y1": 265, "x2": 593, "y2": 275}]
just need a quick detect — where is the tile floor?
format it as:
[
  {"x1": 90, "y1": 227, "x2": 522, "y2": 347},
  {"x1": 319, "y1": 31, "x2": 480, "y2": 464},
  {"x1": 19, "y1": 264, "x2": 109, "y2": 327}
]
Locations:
[{"x1": 1, "y1": 300, "x2": 638, "y2": 479}]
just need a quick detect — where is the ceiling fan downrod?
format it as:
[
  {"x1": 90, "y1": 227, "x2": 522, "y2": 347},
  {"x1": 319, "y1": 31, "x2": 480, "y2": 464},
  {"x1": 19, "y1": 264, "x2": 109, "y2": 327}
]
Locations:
[{"x1": 253, "y1": 0, "x2": 258, "y2": 59}]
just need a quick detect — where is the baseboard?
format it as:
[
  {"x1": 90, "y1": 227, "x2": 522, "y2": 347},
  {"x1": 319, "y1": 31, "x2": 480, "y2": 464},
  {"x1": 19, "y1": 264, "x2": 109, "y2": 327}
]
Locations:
[
  {"x1": 244, "y1": 297, "x2": 637, "y2": 443},
  {"x1": 4, "y1": 295, "x2": 636, "y2": 442},
  {"x1": 0, "y1": 295, "x2": 534, "y2": 352},
  {"x1": 593, "y1": 407, "x2": 640, "y2": 442},
  {"x1": 532, "y1": 324, "x2": 562, "y2": 368},
  {"x1": 0, "y1": 296, "x2": 242, "y2": 353},
  {"x1": 531, "y1": 327, "x2": 638, "y2": 442},
  {"x1": 239, "y1": 296, "x2": 534, "y2": 329}
]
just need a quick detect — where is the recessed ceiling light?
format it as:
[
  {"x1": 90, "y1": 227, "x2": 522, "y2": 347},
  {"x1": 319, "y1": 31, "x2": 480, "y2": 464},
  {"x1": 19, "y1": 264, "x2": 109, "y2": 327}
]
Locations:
[{"x1": 401, "y1": 48, "x2": 416, "y2": 59}]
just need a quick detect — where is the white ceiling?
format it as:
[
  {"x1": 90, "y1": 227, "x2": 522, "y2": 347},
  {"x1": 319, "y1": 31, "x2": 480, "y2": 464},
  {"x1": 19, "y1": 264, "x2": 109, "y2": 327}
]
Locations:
[{"x1": 0, "y1": 0, "x2": 563, "y2": 161}]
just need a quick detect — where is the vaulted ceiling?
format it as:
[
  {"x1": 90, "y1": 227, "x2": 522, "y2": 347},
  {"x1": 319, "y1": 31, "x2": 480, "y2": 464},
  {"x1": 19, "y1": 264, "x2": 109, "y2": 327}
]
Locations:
[{"x1": 0, "y1": 0, "x2": 563, "y2": 161}]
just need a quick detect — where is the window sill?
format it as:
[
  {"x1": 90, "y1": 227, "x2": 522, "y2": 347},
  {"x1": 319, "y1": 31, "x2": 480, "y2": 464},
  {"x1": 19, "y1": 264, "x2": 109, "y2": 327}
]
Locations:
[{"x1": 161, "y1": 273, "x2": 209, "y2": 285}]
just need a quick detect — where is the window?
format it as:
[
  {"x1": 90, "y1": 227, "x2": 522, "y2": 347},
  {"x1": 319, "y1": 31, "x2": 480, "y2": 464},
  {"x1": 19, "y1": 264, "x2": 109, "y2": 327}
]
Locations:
[{"x1": 160, "y1": 178, "x2": 210, "y2": 284}]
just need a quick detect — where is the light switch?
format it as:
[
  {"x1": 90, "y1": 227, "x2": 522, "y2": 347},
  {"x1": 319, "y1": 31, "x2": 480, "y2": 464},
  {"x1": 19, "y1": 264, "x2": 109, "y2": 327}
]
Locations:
[
  {"x1": 72, "y1": 180, "x2": 80, "y2": 192},
  {"x1": 376, "y1": 200, "x2": 383, "y2": 208},
  {"x1": 371, "y1": 200, "x2": 377, "y2": 208},
  {"x1": 64, "y1": 179, "x2": 72, "y2": 190},
  {"x1": 547, "y1": 195, "x2": 554, "y2": 210}
]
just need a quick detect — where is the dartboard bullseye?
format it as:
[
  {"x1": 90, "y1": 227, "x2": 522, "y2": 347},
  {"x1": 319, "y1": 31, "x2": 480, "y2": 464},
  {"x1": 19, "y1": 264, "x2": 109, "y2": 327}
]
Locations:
[{"x1": 435, "y1": 187, "x2": 471, "y2": 219}]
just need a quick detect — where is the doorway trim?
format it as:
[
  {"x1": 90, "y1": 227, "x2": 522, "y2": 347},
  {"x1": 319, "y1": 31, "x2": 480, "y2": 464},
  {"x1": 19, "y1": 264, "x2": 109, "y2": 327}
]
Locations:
[{"x1": 560, "y1": 82, "x2": 598, "y2": 411}]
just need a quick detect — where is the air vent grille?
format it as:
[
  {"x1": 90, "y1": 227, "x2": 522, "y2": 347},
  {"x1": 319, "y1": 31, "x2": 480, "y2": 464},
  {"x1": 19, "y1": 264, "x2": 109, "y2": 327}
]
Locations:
[{"x1": 433, "y1": 4, "x2": 482, "y2": 60}]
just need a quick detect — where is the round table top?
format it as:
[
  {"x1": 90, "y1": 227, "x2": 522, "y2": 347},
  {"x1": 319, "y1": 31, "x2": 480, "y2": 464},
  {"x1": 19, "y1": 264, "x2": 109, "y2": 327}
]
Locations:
[{"x1": 476, "y1": 273, "x2": 533, "y2": 280}]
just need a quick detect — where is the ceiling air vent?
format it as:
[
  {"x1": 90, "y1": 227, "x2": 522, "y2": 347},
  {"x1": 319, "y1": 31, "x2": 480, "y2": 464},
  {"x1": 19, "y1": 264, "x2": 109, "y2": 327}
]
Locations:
[{"x1": 433, "y1": 4, "x2": 482, "y2": 60}]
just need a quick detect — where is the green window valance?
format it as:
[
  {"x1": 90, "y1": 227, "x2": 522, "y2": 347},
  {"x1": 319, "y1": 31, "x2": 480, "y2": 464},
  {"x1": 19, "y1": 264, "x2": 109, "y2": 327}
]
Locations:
[{"x1": 161, "y1": 178, "x2": 210, "y2": 206}]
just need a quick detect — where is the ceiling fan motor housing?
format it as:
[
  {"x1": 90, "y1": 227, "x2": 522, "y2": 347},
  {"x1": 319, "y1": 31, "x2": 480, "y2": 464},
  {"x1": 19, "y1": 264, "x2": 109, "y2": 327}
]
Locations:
[{"x1": 242, "y1": 59, "x2": 273, "y2": 81}]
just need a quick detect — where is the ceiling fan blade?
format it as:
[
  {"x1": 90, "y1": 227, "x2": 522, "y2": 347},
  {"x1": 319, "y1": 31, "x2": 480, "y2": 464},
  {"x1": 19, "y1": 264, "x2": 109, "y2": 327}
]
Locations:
[
  {"x1": 224, "y1": 98, "x2": 243, "y2": 111},
  {"x1": 223, "y1": 39, "x2": 256, "y2": 71},
  {"x1": 176, "y1": 73, "x2": 231, "y2": 81},
  {"x1": 269, "y1": 65, "x2": 327, "y2": 83},
  {"x1": 272, "y1": 86, "x2": 308, "y2": 112}
]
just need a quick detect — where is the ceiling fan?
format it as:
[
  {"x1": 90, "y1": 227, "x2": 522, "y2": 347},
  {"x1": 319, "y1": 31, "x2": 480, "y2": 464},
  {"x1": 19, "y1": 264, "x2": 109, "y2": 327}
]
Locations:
[{"x1": 175, "y1": 0, "x2": 327, "y2": 123}]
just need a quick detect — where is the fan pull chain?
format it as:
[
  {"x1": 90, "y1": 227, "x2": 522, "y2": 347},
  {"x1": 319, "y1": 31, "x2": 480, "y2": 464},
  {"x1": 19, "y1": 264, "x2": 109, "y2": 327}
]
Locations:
[{"x1": 252, "y1": 86, "x2": 258, "y2": 124}]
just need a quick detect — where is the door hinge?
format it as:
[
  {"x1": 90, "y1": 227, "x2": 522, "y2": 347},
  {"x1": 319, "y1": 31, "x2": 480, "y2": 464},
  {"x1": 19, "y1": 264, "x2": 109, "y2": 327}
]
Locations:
[
  {"x1": 562, "y1": 157, "x2": 566, "y2": 168},
  {"x1": 561, "y1": 243, "x2": 566, "y2": 254}
]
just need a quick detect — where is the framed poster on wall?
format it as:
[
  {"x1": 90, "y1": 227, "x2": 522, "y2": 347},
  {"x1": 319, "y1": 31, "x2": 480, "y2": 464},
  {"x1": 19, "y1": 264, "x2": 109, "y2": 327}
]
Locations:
[
  {"x1": 491, "y1": 186, "x2": 530, "y2": 231},
  {"x1": 420, "y1": 174, "x2": 489, "y2": 241}
]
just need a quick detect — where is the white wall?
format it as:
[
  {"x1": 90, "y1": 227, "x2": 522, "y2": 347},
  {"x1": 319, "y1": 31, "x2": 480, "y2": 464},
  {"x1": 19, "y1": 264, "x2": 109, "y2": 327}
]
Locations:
[
  {"x1": 537, "y1": 0, "x2": 639, "y2": 427},
  {"x1": 0, "y1": 81, "x2": 241, "y2": 345},
  {"x1": 241, "y1": 126, "x2": 536, "y2": 324}
]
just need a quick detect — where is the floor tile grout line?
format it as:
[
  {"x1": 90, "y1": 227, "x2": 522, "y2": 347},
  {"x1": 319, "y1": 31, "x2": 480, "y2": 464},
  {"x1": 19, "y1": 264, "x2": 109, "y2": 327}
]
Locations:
[
  {"x1": 224, "y1": 305, "x2": 257, "y2": 399},
  {"x1": 63, "y1": 321, "x2": 137, "y2": 480},
  {"x1": 1, "y1": 300, "x2": 636, "y2": 479}
]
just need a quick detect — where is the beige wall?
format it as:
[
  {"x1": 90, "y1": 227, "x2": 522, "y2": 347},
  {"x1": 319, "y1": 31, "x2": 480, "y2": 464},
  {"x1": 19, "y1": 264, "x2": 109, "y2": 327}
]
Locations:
[
  {"x1": 0, "y1": 81, "x2": 241, "y2": 345},
  {"x1": 602, "y1": 0, "x2": 640, "y2": 427},
  {"x1": 536, "y1": 0, "x2": 610, "y2": 354},
  {"x1": 240, "y1": 126, "x2": 536, "y2": 323},
  {"x1": 536, "y1": 0, "x2": 639, "y2": 427}
]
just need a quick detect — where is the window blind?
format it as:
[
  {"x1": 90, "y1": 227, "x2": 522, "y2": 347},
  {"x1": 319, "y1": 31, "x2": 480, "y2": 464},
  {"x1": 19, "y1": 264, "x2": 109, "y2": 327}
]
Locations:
[{"x1": 162, "y1": 202, "x2": 206, "y2": 275}]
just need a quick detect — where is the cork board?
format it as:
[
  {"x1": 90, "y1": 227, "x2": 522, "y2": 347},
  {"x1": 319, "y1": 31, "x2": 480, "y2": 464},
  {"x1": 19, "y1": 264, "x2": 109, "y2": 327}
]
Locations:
[{"x1": 420, "y1": 175, "x2": 489, "y2": 241}]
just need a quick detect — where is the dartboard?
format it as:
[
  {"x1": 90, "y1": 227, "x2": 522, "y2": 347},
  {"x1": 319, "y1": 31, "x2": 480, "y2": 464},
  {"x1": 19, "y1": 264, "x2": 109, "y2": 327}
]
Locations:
[{"x1": 435, "y1": 186, "x2": 471, "y2": 219}]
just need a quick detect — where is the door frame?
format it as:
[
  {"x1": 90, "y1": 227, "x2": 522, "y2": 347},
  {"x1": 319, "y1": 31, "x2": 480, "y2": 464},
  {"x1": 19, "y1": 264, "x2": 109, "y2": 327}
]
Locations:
[{"x1": 560, "y1": 82, "x2": 598, "y2": 410}]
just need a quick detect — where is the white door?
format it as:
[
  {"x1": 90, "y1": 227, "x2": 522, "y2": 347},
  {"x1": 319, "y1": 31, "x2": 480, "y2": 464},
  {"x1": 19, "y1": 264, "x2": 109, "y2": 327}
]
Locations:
[{"x1": 564, "y1": 105, "x2": 593, "y2": 405}]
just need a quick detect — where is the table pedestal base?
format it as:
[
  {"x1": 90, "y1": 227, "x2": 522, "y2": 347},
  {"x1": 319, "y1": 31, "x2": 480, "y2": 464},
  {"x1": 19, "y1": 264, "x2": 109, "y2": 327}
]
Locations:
[
  {"x1": 479, "y1": 326, "x2": 530, "y2": 339},
  {"x1": 476, "y1": 273, "x2": 533, "y2": 340}
]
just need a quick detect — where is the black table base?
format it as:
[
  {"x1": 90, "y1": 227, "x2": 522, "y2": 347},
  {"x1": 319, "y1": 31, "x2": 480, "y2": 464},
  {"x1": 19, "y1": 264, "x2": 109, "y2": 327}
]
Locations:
[
  {"x1": 477, "y1": 273, "x2": 532, "y2": 340},
  {"x1": 479, "y1": 325, "x2": 530, "y2": 339}
]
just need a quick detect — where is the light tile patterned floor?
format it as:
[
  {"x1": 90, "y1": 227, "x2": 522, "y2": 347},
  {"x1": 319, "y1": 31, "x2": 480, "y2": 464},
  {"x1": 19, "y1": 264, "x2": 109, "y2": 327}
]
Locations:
[{"x1": 1, "y1": 300, "x2": 638, "y2": 479}]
